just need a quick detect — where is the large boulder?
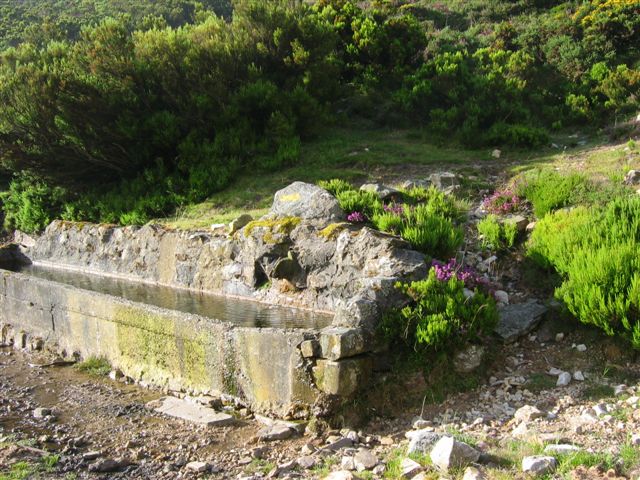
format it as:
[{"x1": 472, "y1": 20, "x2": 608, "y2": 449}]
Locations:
[{"x1": 270, "y1": 182, "x2": 344, "y2": 226}]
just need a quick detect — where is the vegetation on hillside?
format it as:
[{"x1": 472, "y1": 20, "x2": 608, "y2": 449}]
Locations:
[{"x1": 0, "y1": 0, "x2": 637, "y2": 231}]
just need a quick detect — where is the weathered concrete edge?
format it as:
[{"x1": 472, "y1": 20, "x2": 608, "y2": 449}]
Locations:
[{"x1": 0, "y1": 269, "x2": 374, "y2": 418}]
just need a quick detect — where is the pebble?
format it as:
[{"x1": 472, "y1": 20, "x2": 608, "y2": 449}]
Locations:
[
  {"x1": 400, "y1": 458, "x2": 422, "y2": 478},
  {"x1": 573, "y1": 371, "x2": 585, "y2": 381},
  {"x1": 556, "y1": 372, "x2": 572, "y2": 387},
  {"x1": 576, "y1": 344, "x2": 587, "y2": 352},
  {"x1": 185, "y1": 461, "x2": 209, "y2": 473},
  {"x1": 522, "y1": 456, "x2": 557, "y2": 476}
]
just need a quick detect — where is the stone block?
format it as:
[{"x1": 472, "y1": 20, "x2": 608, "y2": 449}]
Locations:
[{"x1": 313, "y1": 357, "x2": 372, "y2": 396}]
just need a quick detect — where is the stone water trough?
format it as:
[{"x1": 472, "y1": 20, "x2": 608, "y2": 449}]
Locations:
[{"x1": 0, "y1": 182, "x2": 426, "y2": 418}]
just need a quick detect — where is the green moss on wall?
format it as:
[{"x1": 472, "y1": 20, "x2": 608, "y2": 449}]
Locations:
[{"x1": 243, "y1": 216, "x2": 301, "y2": 244}]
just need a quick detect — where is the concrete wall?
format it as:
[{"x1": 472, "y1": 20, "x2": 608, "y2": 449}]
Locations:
[{"x1": 0, "y1": 270, "x2": 326, "y2": 417}]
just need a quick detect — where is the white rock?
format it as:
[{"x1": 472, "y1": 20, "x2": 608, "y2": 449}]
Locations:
[
  {"x1": 406, "y1": 430, "x2": 444, "y2": 454},
  {"x1": 522, "y1": 456, "x2": 557, "y2": 476},
  {"x1": 556, "y1": 372, "x2": 572, "y2": 387},
  {"x1": 494, "y1": 290, "x2": 509, "y2": 304},
  {"x1": 297, "y1": 456, "x2": 316, "y2": 469},
  {"x1": 626, "y1": 396, "x2": 639, "y2": 406},
  {"x1": 548, "y1": 367, "x2": 563, "y2": 376},
  {"x1": 593, "y1": 403, "x2": 609, "y2": 417},
  {"x1": 631, "y1": 434, "x2": 640, "y2": 446},
  {"x1": 544, "y1": 444, "x2": 581, "y2": 454},
  {"x1": 325, "y1": 471, "x2": 357, "y2": 480},
  {"x1": 614, "y1": 384, "x2": 628, "y2": 396},
  {"x1": 514, "y1": 405, "x2": 546, "y2": 423},
  {"x1": 492, "y1": 149, "x2": 502, "y2": 158},
  {"x1": 576, "y1": 344, "x2": 587, "y2": 352},
  {"x1": 185, "y1": 461, "x2": 209, "y2": 473},
  {"x1": 430, "y1": 436, "x2": 480, "y2": 472},
  {"x1": 555, "y1": 333, "x2": 564, "y2": 342},
  {"x1": 400, "y1": 458, "x2": 422, "y2": 478},
  {"x1": 573, "y1": 371, "x2": 585, "y2": 381},
  {"x1": 353, "y1": 449, "x2": 378, "y2": 472},
  {"x1": 340, "y1": 456, "x2": 355, "y2": 471},
  {"x1": 463, "y1": 466, "x2": 486, "y2": 480}
]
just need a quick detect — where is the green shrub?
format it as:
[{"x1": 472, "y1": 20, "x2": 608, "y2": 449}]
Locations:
[
  {"x1": 402, "y1": 204, "x2": 464, "y2": 259},
  {"x1": 402, "y1": 186, "x2": 466, "y2": 222},
  {"x1": 527, "y1": 196, "x2": 640, "y2": 348},
  {"x1": 317, "y1": 178, "x2": 354, "y2": 197},
  {"x1": 335, "y1": 189, "x2": 381, "y2": 217},
  {"x1": 381, "y1": 268, "x2": 498, "y2": 353},
  {"x1": 0, "y1": 172, "x2": 67, "y2": 233},
  {"x1": 518, "y1": 170, "x2": 592, "y2": 217},
  {"x1": 74, "y1": 356, "x2": 111, "y2": 376},
  {"x1": 477, "y1": 214, "x2": 519, "y2": 250}
]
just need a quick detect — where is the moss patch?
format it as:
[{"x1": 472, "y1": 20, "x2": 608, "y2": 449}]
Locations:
[
  {"x1": 114, "y1": 306, "x2": 209, "y2": 390},
  {"x1": 243, "y1": 216, "x2": 301, "y2": 244}
]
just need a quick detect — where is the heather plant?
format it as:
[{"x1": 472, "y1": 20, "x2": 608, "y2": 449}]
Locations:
[
  {"x1": 518, "y1": 170, "x2": 592, "y2": 217},
  {"x1": 317, "y1": 178, "x2": 354, "y2": 197},
  {"x1": 482, "y1": 189, "x2": 522, "y2": 214},
  {"x1": 381, "y1": 268, "x2": 498, "y2": 353},
  {"x1": 528, "y1": 196, "x2": 640, "y2": 348},
  {"x1": 477, "y1": 214, "x2": 519, "y2": 251},
  {"x1": 335, "y1": 189, "x2": 381, "y2": 218}
]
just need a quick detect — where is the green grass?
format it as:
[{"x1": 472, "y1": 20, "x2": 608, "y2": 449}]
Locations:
[
  {"x1": 74, "y1": 356, "x2": 111, "y2": 377},
  {"x1": 244, "y1": 459, "x2": 276, "y2": 476},
  {"x1": 526, "y1": 373, "x2": 557, "y2": 393},
  {"x1": 155, "y1": 125, "x2": 639, "y2": 232},
  {"x1": 0, "y1": 454, "x2": 59, "y2": 480},
  {"x1": 582, "y1": 382, "x2": 615, "y2": 400}
]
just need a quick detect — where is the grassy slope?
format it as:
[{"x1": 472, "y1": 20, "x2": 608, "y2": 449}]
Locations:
[{"x1": 158, "y1": 124, "x2": 640, "y2": 230}]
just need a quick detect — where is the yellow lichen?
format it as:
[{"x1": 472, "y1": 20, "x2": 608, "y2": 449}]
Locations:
[
  {"x1": 243, "y1": 217, "x2": 301, "y2": 243},
  {"x1": 318, "y1": 222, "x2": 348, "y2": 240}
]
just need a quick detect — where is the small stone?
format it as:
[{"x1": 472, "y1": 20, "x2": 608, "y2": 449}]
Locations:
[
  {"x1": 354, "y1": 448, "x2": 378, "y2": 472},
  {"x1": 522, "y1": 456, "x2": 557, "y2": 476},
  {"x1": 543, "y1": 444, "x2": 580, "y2": 455},
  {"x1": 82, "y1": 451, "x2": 101, "y2": 461},
  {"x1": 614, "y1": 384, "x2": 628, "y2": 396},
  {"x1": 430, "y1": 436, "x2": 480, "y2": 472},
  {"x1": 109, "y1": 369, "x2": 124, "y2": 381},
  {"x1": 33, "y1": 408, "x2": 52, "y2": 418},
  {"x1": 400, "y1": 458, "x2": 422, "y2": 478},
  {"x1": 593, "y1": 403, "x2": 609, "y2": 417},
  {"x1": 185, "y1": 461, "x2": 209, "y2": 473},
  {"x1": 548, "y1": 367, "x2": 563, "y2": 376},
  {"x1": 576, "y1": 344, "x2": 587, "y2": 352},
  {"x1": 373, "y1": 464, "x2": 385, "y2": 475},
  {"x1": 631, "y1": 434, "x2": 640, "y2": 446},
  {"x1": 406, "y1": 430, "x2": 444, "y2": 454},
  {"x1": 89, "y1": 458, "x2": 131, "y2": 473},
  {"x1": 555, "y1": 333, "x2": 564, "y2": 342},
  {"x1": 626, "y1": 396, "x2": 639, "y2": 406},
  {"x1": 453, "y1": 344, "x2": 485, "y2": 373},
  {"x1": 341, "y1": 456, "x2": 355, "y2": 471},
  {"x1": 494, "y1": 290, "x2": 509, "y2": 304},
  {"x1": 300, "y1": 340, "x2": 320, "y2": 358},
  {"x1": 463, "y1": 466, "x2": 486, "y2": 480},
  {"x1": 492, "y1": 149, "x2": 502, "y2": 159},
  {"x1": 556, "y1": 372, "x2": 571, "y2": 387},
  {"x1": 297, "y1": 456, "x2": 316, "y2": 469},
  {"x1": 229, "y1": 214, "x2": 253, "y2": 234},
  {"x1": 573, "y1": 371, "x2": 585, "y2": 381},
  {"x1": 259, "y1": 424, "x2": 294, "y2": 441},
  {"x1": 412, "y1": 418, "x2": 432, "y2": 430},
  {"x1": 324, "y1": 437, "x2": 354, "y2": 451},
  {"x1": 514, "y1": 405, "x2": 546, "y2": 423},
  {"x1": 325, "y1": 471, "x2": 356, "y2": 480}
]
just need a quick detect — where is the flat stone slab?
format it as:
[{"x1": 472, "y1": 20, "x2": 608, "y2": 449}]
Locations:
[
  {"x1": 152, "y1": 397, "x2": 234, "y2": 426},
  {"x1": 495, "y1": 301, "x2": 548, "y2": 343}
]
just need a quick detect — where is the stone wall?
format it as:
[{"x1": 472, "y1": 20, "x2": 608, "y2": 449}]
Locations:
[{"x1": 22, "y1": 182, "x2": 427, "y2": 327}]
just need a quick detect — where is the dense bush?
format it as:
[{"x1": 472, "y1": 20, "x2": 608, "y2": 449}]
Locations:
[
  {"x1": 528, "y1": 196, "x2": 640, "y2": 348},
  {"x1": 324, "y1": 180, "x2": 465, "y2": 259},
  {"x1": 0, "y1": 172, "x2": 67, "y2": 233},
  {"x1": 381, "y1": 267, "x2": 498, "y2": 353},
  {"x1": 477, "y1": 215, "x2": 519, "y2": 251},
  {"x1": 518, "y1": 170, "x2": 592, "y2": 217}
]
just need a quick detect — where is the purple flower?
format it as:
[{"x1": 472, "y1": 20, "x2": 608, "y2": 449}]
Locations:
[
  {"x1": 383, "y1": 203, "x2": 405, "y2": 215},
  {"x1": 347, "y1": 211, "x2": 367, "y2": 223},
  {"x1": 482, "y1": 189, "x2": 522, "y2": 214},
  {"x1": 431, "y1": 258, "x2": 490, "y2": 292}
]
